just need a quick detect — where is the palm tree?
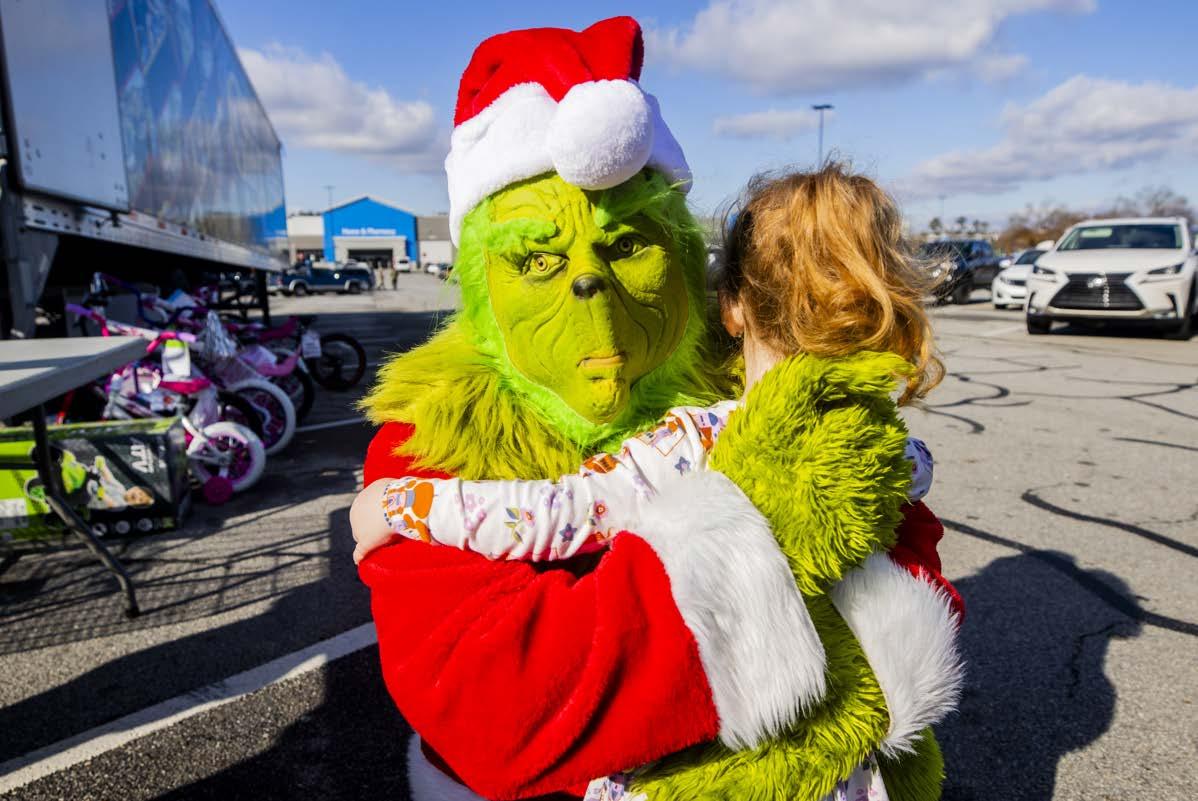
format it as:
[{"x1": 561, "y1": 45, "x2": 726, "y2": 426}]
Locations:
[{"x1": 929, "y1": 217, "x2": 944, "y2": 236}]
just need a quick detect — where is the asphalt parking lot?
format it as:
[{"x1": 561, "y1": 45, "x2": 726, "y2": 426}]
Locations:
[{"x1": 1, "y1": 278, "x2": 1195, "y2": 800}]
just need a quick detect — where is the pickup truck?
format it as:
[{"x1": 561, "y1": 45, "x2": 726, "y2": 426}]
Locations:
[{"x1": 277, "y1": 263, "x2": 373, "y2": 296}]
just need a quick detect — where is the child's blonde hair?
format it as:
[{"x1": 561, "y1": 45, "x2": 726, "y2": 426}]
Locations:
[{"x1": 719, "y1": 162, "x2": 944, "y2": 405}]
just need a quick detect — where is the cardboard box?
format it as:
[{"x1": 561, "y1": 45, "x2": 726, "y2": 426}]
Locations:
[{"x1": 0, "y1": 417, "x2": 189, "y2": 541}]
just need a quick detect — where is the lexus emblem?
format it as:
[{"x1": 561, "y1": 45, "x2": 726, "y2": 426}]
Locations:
[{"x1": 1086, "y1": 275, "x2": 1107, "y2": 289}]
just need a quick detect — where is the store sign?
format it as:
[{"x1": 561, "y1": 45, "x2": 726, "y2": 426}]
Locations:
[{"x1": 340, "y1": 226, "x2": 398, "y2": 237}]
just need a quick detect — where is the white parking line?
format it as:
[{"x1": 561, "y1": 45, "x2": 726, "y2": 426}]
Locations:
[
  {"x1": 0, "y1": 623, "x2": 378, "y2": 793},
  {"x1": 296, "y1": 417, "x2": 367, "y2": 433}
]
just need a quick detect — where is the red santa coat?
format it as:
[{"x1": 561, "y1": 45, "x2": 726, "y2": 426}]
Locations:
[{"x1": 360, "y1": 422, "x2": 963, "y2": 801}]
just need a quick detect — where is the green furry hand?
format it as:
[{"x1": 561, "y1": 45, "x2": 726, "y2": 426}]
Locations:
[{"x1": 709, "y1": 351, "x2": 914, "y2": 594}]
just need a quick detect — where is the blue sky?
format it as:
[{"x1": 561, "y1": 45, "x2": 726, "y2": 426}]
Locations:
[{"x1": 219, "y1": 0, "x2": 1198, "y2": 230}]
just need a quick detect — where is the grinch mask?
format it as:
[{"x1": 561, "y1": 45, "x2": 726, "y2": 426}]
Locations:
[
  {"x1": 363, "y1": 169, "x2": 731, "y2": 480},
  {"x1": 480, "y1": 173, "x2": 690, "y2": 424}
]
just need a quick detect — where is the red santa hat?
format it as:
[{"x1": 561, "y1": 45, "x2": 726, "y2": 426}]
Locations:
[{"x1": 445, "y1": 16, "x2": 691, "y2": 244}]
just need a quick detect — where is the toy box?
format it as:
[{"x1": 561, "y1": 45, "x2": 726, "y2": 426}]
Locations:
[{"x1": 0, "y1": 417, "x2": 189, "y2": 541}]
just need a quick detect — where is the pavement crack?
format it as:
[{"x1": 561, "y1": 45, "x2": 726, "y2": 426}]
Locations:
[
  {"x1": 940, "y1": 517, "x2": 1198, "y2": 638},
  {"x1": 1021, "y1": 490, "x2": 1198, "y2": 559},
  {"x1": 1111, "y1": 436, "x2": 1198, "y2": 453}
]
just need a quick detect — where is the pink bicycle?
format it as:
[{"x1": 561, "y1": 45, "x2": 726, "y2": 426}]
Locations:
[
  {"x1": 82, "y1": 276, "x2": 298, "y2": 456},
  {"x1": 65, "y1": 304, "x2": 266, "y2": 503}
]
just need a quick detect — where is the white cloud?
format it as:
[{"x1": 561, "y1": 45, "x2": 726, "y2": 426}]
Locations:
[
  {"x1": 240, "y1": 45, "x2": 444, "y2": 171},
  {"x1": 648, "y1": 0, "x2": 1093, "y2": 94},
  {"x1": 713, "y1": 108, "x2": 828, "y2": 139},
  {"x1": 902, "y1": 76, "x2": 1198, "y2": 197},
  {"x1": 973, "y1": 53, "x2": 1030, "y2": 82}
]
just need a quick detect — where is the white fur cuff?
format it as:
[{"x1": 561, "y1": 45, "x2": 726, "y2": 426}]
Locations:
[
  {"x1": 445, "y1": 81, "x2": 691, "y2": 244},
  {"x1": 831, "y1": 553, "x2": 964, "y2": 757},
  {"x1": 406, "y1": 735, "x2": 486, "y2": 801},
  {"x1": 636, "y1": 470, "x2": 828, "y2": 750}
]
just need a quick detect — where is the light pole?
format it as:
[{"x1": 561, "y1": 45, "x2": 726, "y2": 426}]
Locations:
[
  {"x1": 812, "y1": 103, "x2": 833, "y2": 165},
  {"x1": 324, "y1": 184, "x2": 335, "y2": 209}
]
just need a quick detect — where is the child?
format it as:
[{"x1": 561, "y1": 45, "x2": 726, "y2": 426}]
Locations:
[{"x1": 350, "y1": 163, "x2": 941, "y2": 568}]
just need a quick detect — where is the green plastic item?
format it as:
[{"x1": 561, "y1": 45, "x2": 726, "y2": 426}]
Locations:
[{"x1": 0, "y1": 417, "x2": 189, "y2": 542}]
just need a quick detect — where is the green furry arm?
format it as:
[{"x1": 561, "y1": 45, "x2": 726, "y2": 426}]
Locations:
[
  {"x1": 634, "y1": 595, "x2": 890, "y2": 801},
  {"x1": 879, "y1": 728, "x2": 944, "y2": 801},
  {"x1": 633, "y1": 353, "x2": 942, "y2": 801},
  {"x1": 708, "y1": 351, "x2": 914, "y2": 595},
  {"x1": 633, "y1": 601, "x2": 945, "y2": 801}
]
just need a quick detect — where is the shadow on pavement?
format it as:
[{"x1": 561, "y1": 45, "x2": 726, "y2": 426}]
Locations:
[
  {"x1": 154, "y1": 647, "x2": 414, "y2": 801},
  {"x1": 0, "y1": 305, "x2": 447, "y2": 765},
  {"x1": 148, "y1": 547, "x2": 1147, "y2": 801},
  {"x1": 0, "y1": 478, "x2": 373, "y2": 764},
  {"x1": 0, "y1": 421, "x2": 374, "y2": 654},
  {"x1": 1052, "y1": 320, "x2": 1194, "y2": 341},
  {"x1": 939, "y1": 550, "x2": 1141, "y2": 801}
]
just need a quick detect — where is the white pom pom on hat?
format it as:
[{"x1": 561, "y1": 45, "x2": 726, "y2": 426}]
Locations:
[
  {"x1": 547, "y1": 79, "x2": 654, "y2": 191},
  {"x1": 444, "y1": 16, "x2": 690, "y2": 244}
]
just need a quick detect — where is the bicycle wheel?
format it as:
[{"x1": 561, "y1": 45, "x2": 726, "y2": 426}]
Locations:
[
  {"x1": 265, "y1": 345, "x2": 316, "y2": 422},
  {"x1": 307, "y1": 333, "x2": 367, "y2": 390},
  {"x1": 225, "y1": 378, "x2": 296, "y2": 456},
  {"x1": 188, "y1": 421, "x2": 265, "y2": 493},
  {"x1": 216, "y1": 391, "x2": 265, "y2": 438},
  {"x1": 272, "y1": 368, "x2": 316, "y2": 422}
]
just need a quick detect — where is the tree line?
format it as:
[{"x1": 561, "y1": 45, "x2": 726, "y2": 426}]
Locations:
[{"x1": 927, "y1": 186, "x2": 1196, "y2": 253}]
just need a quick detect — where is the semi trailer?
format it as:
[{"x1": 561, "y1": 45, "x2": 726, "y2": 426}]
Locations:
[{"x1": 0, "y1": 0, "x2": 286, "y2": 338}]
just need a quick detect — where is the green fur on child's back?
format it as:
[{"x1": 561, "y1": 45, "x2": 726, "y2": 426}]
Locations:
[
  {"x1": 712, "y1": 351, "x2": 914, "y2": 595},
  {"x1": 632, "y1": 351, "x2": 944, "y2": 801}
]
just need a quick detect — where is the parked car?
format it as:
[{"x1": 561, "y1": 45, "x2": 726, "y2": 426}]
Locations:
[
  {"x1": 919, "y1": 239, "x2": 1004, "y2": 304},
  {"x1": 425, "y1": 262, "x2": 452, "y2": 279},
  {"x1": 1025, "y1": 217, "x2": 1197, "y2": 338},
  {"x1": 992, "y1": 248, "x2": 1048, "y2": 309},
  {"x1": 281, "y1": 262, "x2": 373, "y2": 296},
  {"x1": 395, "y1": 259, "x2": 414, "y2": 273}
]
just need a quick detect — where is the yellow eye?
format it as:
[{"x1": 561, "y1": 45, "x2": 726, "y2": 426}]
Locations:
[
  {"x1": 614, "y1": 235, "x2": 643, "y2": 257},
  {"x1": 525, "y1": 252, "x2": 565, "y2": 275}
]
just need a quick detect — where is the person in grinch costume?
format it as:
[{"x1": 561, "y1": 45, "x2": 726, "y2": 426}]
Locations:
[{"x1": 358, "y1": 16, "x2": 961, "y2": 801}]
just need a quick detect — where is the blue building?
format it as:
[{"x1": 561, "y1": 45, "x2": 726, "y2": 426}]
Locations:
[{"x1": 321, "y1": 196, "x2": 417, "y2": 268}]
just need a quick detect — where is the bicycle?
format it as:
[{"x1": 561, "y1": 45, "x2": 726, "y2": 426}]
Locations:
[
  {"x1": 84, "y1": 276, "x2": 300, "y2": 452},
  {"x1": 64, "y1": 304, "x2": 266, "y2": 503}
]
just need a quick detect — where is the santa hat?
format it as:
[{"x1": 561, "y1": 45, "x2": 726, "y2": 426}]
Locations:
[{"x1": 445, "y1": 16, "x2": 691, "y2": 244}]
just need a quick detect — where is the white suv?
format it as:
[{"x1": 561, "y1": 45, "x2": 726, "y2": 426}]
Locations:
[{"x1": 1025, "y1": 217, "x2": 1197, "y2": 338}]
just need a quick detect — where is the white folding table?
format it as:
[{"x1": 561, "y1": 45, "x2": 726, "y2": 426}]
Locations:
[{"x1": 0, "y1": 337, "x2": 147, "y2": 616}]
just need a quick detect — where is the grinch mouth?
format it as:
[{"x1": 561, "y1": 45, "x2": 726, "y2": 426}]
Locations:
[{"x1": 579, "y1": 352, "x2": 627, "y2": 374}]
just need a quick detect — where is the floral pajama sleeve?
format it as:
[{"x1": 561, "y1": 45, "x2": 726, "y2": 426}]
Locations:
[{"x1": 380, "y1": 398, "x2": 933, "y2": 562}]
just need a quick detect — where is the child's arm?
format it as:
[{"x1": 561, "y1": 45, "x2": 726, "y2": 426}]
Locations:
[
  {"x1": 352, "y1": 402, "x2": 739, "y2": 564},
  {"x1": 905, "y1": 437, "x2": 934, "y2": 502}
]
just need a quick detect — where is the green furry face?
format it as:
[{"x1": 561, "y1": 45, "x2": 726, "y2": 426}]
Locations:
[
  {"x1": 363, "y1": 168, "x2": 731, "y2": 473},
  {"x1": 483, "y1": 175, "x2": 690, "y2": 424}
]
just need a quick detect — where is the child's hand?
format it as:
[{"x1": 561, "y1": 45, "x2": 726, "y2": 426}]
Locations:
[{"x1": 349, "y1": 479, "x2": 399, "y2": 564}]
